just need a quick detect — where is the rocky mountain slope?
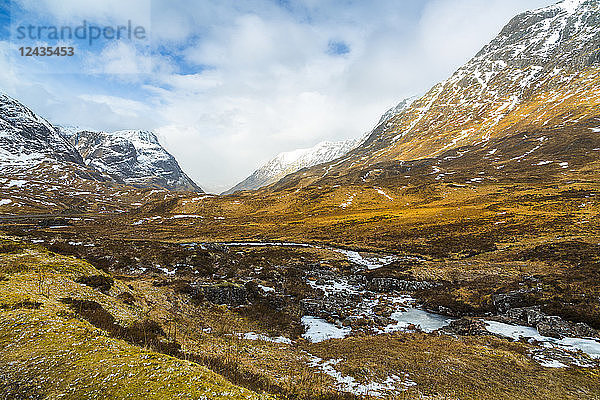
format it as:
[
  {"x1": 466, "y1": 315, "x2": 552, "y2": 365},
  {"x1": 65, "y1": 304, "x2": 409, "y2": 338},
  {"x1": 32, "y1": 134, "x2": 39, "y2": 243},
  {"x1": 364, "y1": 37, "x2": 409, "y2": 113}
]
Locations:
[
  {"x1": 224, "y1": 138, "x2": 363, "y2": 194},
  {"x1": 225, "y1": 96, "x2": 417, "y2": 194},
  {"x1": 63, "y1": 129, "x2": 202, "y2": 192},
  {"x1": 270, "y1": 0, "x2": 600, "y2": 190},
  {"x1": 0, "y1": 94, "x2": 83, "y2": 169},
  {"x1": 0, "y1": 94, "x2": 200, "y2": 215}
]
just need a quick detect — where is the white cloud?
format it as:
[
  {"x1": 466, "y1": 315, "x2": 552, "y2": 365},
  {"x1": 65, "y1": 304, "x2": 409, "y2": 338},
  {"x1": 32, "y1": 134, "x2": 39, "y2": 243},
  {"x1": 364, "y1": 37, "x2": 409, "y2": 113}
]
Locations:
[{"x1": 84, "y1": 41, "x2": 152, "y2": 75}]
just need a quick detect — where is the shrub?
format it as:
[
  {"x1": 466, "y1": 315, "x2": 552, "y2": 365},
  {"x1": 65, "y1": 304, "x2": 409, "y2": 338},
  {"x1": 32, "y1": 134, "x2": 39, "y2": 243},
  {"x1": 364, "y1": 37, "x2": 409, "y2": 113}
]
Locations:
[{"x1": 76, "y1": 275, "x2": 114, "y2": 293}]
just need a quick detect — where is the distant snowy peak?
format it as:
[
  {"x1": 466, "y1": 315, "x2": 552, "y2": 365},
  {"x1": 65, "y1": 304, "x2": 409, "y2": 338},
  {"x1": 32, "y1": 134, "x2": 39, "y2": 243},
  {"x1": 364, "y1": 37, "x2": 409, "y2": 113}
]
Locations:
[
  {"x1": 66, "y1": 129, "x2": 203, "y2": 192},
  {"x1": 224, "y1": 137, "x2": 364, "y2": 194},
  {"x1": 225, "y1": 95, "x2": 419, "y2": 194},
  {"x1": 378, "y1": 96, "x2": 420, "y2": 125}
]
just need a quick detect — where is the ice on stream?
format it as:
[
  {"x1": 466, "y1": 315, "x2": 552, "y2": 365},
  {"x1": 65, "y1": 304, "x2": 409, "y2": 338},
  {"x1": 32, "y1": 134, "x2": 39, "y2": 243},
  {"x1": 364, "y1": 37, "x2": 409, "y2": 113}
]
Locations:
[
  {"x1": 384, "y1": 308, "x2": 455, "y2": 333},
  {"x1": 213, "y1": 242, "x2": 600, "y2": 369},
  {"x1": 485, "y1": 320, "x2": 600, "y2": 364}
]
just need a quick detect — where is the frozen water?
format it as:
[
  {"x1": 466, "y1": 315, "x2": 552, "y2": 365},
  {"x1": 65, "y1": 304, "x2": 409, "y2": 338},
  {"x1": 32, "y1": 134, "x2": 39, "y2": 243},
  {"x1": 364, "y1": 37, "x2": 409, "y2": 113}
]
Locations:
[
  {"x1": 385, "y1": 308, "x2": 454, "y2": 333},
  {"x1": 484, "y1": 320, "x2": 600, "y2": 359}
]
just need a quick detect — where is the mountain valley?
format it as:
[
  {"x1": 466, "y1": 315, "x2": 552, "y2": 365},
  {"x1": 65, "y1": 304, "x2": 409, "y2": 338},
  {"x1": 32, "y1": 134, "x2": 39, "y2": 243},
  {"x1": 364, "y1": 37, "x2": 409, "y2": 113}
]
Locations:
[{"x1": 2, "y1": 1, "x2": 600, "y2": 399}]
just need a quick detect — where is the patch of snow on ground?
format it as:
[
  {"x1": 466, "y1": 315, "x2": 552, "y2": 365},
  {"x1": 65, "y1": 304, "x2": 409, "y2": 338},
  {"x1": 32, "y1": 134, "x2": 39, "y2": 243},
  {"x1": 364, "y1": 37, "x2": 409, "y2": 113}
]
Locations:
[
  {"x1": 258, "y1": 284, "x2": 275, "y2": 293},
  {"x1": 7, "y1": 180, "x2": 27, "y2": 188},
  {"x1": 158, "y1": 266, "x2": 177, "y2": 276},
  {"x1": 308, "y1": 355, "x2": 416, "y2": 397},
  {"x1": 239, "y1": 332, "x2": 292, "y2": 344},
  {"x1": 340, "y1": 193, "x2": 356, "y2": 208},
  {"x1": 590, "y1": 127, "x2": 600, "y2": 133},
  {"x1": 334, "y1": 249, "x2": 398, "y2": 270},
  {"x1": 308, "y1": 278, "x2": 362, "y2": 296},
  {"x1": 302, "y1": 316, "x2": 351, "y2": 343},
  {"x1": 375, "y1": 188, "x2": 393, "y2": 201},
  {"x1": 0, "y1": 199, "x2": 12, "y2": 206}
]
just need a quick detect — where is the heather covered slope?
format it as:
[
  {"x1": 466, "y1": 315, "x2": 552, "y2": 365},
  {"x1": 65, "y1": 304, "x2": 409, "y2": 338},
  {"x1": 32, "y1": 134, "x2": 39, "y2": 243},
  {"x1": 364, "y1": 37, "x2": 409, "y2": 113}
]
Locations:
[{"x1": 0, "y1": 237, "x2": 272, "y2": 400}]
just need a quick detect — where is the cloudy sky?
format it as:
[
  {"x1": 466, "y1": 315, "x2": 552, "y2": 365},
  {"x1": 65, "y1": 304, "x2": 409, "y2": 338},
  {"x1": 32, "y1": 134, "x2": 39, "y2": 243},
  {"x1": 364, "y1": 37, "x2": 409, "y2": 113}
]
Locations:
[{"x1": 0, "y1": 0, "x2": 555, "y2": 193}]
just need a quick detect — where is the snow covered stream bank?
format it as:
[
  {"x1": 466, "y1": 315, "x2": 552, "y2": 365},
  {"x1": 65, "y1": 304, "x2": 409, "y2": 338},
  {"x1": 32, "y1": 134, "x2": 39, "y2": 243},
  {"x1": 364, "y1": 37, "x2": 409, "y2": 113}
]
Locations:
[
  {"x1": 206, "y1": 242, "x2": 600, "y2": 369},
  {"x1": 485, "y1": 320, "x2": 600, "y2": 367}
]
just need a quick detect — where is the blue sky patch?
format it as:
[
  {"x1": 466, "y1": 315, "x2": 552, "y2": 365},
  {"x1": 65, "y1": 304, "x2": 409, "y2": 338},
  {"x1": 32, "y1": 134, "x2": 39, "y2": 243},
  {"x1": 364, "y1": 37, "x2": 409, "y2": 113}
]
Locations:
[{"x1": 327, "y1": 40, "x2": 350, "y2": 56}]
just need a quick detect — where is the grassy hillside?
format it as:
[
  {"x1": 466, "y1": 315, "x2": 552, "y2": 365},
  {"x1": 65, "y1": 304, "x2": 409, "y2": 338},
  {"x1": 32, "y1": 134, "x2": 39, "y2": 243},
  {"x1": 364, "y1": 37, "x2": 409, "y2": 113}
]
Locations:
[{"x1": 0, "y1": 238, "x2": 272, "y2": 400}]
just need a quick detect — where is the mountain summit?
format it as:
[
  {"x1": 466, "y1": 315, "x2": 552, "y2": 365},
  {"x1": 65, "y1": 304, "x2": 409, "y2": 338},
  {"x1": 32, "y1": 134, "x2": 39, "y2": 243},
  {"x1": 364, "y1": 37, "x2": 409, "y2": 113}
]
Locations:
[
  {"x1": 63, "y1": 129, "x2": 202, "y2": 192},
  {"x1": 0, "y1": 93, "x2": 83, "y2": 170}
]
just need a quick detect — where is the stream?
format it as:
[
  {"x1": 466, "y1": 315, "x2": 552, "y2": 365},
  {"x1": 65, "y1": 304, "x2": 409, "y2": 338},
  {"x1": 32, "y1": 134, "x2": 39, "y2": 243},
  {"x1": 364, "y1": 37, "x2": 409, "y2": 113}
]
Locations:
[{"x1": 216, "y1": 241, "x2": 600, "y2": 369}]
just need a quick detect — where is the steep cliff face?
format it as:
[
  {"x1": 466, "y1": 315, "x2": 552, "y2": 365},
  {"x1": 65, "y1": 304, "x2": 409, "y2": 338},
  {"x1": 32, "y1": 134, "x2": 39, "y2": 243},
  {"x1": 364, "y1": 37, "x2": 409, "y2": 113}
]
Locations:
[
  {"x1": 0, "y1": 94, "x2": 83, "y2": 171},
  {"x1": 66, "y1": 129, "x2": 203, "y2": 192}
]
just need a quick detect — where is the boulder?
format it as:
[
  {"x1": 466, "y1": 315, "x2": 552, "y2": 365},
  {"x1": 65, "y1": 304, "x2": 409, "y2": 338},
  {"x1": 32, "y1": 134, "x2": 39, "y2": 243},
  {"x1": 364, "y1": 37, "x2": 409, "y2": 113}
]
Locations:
[
  {"x1": 439, "y1": 318, "x2": 491, "y2": 336},
  {"x1": 504, "y1": 306, "x2": 598, "y2": 339},
  {"x1": 199, "y1": 283, "x2": 248, "y2": 306},
  {"x1": 368, "y1": 278, "x2": 437, "y2": 292}
]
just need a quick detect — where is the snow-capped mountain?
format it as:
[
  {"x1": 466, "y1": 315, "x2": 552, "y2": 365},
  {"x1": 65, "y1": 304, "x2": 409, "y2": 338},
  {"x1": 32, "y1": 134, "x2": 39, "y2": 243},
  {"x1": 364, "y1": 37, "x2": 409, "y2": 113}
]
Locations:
[
  {"x1": 0, "y1": 93, "x2": 83, "y2": 171},
  {"x1": 0, "y1": 91, "x2": 201, "y2": 216},
  {"x1": 225, "y1": 96, "x2": 419, "y2": 194},
  {"x1": 223, "y1": 138, "x2": 363, "y2": 194},
  {"x1": 268, "y1": 0, "x2": 600, "y2": 190},
  {"x1": 64, "y1": 129, "x2": 202, "y2": 192},
  {"x1": 355, "y1": 0, "x2": 600, "y2": 163},
  {"x1": 0, "y1": 94, "x2": 162, "y2": 214}
]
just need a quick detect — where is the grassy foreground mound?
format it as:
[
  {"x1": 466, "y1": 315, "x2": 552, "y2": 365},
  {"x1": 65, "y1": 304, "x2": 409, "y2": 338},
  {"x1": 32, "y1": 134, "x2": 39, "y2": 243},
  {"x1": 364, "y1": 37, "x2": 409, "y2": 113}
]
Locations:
[{"x1": 0, "y1": 238, "x2": 272, "y2": 400}]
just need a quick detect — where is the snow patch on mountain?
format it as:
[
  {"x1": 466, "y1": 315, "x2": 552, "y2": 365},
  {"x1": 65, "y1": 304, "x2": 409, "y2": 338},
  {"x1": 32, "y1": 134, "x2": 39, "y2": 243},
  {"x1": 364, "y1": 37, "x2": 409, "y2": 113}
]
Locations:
[
  {"x1": 378, "y1": 96, "x2": 420, "y2": 125},
  {"x1": 65, "y1": 129, "x2": 202, "y2": 192}
]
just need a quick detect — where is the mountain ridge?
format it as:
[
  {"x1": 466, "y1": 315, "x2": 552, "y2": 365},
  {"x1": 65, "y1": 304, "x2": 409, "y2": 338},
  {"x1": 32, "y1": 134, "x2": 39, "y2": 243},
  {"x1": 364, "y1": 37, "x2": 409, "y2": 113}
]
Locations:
[
  {"x1": 224, "y1": 95, "x2": 419, "y2": 194},
  {"x1": 64, "y1": 128, "x2": 202, "y2": 192},
  {"x1": 265, "y1": 0, "x2": 600, "y2": 191}
]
